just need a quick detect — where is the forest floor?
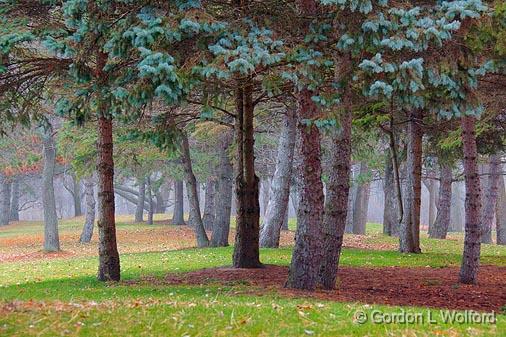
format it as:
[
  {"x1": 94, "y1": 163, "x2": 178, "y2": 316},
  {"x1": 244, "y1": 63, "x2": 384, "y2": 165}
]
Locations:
[{"x1": 0, "y1": 215, "x2": 505, "y2": 336}]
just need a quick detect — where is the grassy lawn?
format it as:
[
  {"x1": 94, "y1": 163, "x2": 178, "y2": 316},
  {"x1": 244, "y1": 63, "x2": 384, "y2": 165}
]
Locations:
[{"x1": 0, "y1": 217, "x2": 504, "y2": 336}]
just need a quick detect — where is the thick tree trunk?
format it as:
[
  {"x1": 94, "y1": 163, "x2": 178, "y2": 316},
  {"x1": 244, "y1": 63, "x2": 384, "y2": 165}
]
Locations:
[
  {"x1": 80, "y1": 177, "x2": 96, "y2": 243},
  {"x1": 171, "y1": 180, "x2": 185, "y2": 225},
  {"x1": 352, "y1": 163, "x2": 370, "y2": 235},
  {"x1": 459, "y1": 116, "x2": 482, "y2": 284},
  {"x1": 134, "y1": 176, "x2": 146, "y2": 223},
  {"x1": 286, "y1": 88, "x2": 324, "y2": 290},
  {"x1": 210, "y1": 130, "x2": 234, "y2": 247},
  {"x1": 480, "y1": 155, "x2": 501, "y2": 244},
  {"x1": 146, "y1": 176, "x2": 154, "y2": 225},
  {"x1": 233, "y1": 81, "x2": 262, "y2": 268},
  {"x1": 429, "y1": 164, "x2": 452, "y2": 239},
  {"x1": 71, "y1": 172, "x2": 82, "y2": 217},
  {"x1": 42, "y1": 128, "x2": 60, "y2": 252},
  {"x1": 0, "y1": 175, "x2": 11, "y2": 226},
  {"x1": 317, "y1": 96, "x2": 352, "y2": 290},
  {"x1": 96, "y1": 116, "x2": 120, "y2": 281},
  {"x1": 260, "y1": 108, "x2": 296, "y2": 248},
  {"x1": 181, "y1": 132, "x2": 209, "y2": 247},
  {"x1": 202, "y1": 177, "x2": 217, "y2": 231},
  {"x1": 9, "y1": 177, "x2": 19, "y2": 221},
  {"x1": 496, "y1": 169, "x2": 506, "y2": 245},
  {"x1": 399, "y1": 110, "x2": 422, "y2": 253},
  {"x1": 383, "y1": 156, "x2": 399, "y2": 236}
]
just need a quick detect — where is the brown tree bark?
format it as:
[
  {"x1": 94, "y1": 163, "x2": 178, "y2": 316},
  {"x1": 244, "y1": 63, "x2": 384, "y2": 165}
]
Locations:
[
  {"x1": 480, "y1": 155, "x2": 501, "y2": 244},
  {"x1": 96, "y1": 116, "x2": 120, "y2": 281},
  {"x1": 399, "y1": 110, "x2": 422, "y2": 253},
  {"x1": 459, "y1": 116, "x2": 482, "y2": 284},
  {"x1": 429, "y1": 164, "x2": 452, "y2": 239},
  {"x1": 233, "y1": 80, "x2": 262, "y2": 268}
]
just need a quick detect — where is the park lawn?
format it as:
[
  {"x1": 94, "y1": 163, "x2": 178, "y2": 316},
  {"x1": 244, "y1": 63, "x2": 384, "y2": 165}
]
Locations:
[{"x1": 0, "y1": 219, "x2": 505, "y2": 336}]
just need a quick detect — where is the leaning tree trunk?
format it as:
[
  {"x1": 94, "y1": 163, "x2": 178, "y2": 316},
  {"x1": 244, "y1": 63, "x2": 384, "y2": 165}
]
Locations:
[
  {"x1": 399, "y1": 110, "x2": 422, "y2": 253},
  {"x1": 233, "y1": 80, "x2": 262, "y2": 268},
  {"x1": 0, "y1": 175, "x2": 11, "y2": 226},
  {"x1": 496, "y1": 168, "x2": 506, "y2": 245},
  {"x1": 134, "y1": 176, "x2": 146, "y2": 223},
  {"x1": 352, "y1": 162, "x2": 370, "y2": 235},
  {"x1": 79, "y1": 177, "x2": 96, "y2": 243},
  {"x1": 317, "y1": 85, "x2": 352, "y2": 290},
  {"x1": 181, "y1": 132, "x2": 209, "y2": 247},
  {"x1": 429, "y1": 164, "x2": 453, "y2": 239},
  {"x1": 459, "y1": 115, "x2": 482, "y2": 284},
  {"x1": 9, "y1": 177, "x2": 19, "y2": 221},
  {"x1": 96, "y1": 115, "x2": 120, "y2": 282},
  {"x1": 210, "y1": 130, "x2": 234, "y2": 247},
  {"x1": 480, "y1": 155, "x2": 501, "y2": 244},
  {"x1": 286, "y1": 88, "x2": 325, "y2": 290},
  {"x1": 171, "y1": 180, "x2": 185, "y2": 225},
  {"x1": 202, "y1": 177, "x2": 217, "y2": 231},
  {"x1": 71, "y1": 171, "x2": 82, "y2": 217},
  {"x1": 260, "y1": 108, "x2": 296, "y2": 248},
  {"x1": 383, "y1": 156, "x2": 399, "y2": 236},
  {"x1": 42, "y1": 128, "x2": 60, "y2": 252},
  {"x1": 146, "y1": 176, "x2": 154, "y2": 225}
]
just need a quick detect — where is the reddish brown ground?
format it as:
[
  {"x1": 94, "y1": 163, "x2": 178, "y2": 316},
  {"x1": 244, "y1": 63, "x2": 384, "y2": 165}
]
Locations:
[{"x1": 159, "y1": 265, "x2": 506, "y2": 312}]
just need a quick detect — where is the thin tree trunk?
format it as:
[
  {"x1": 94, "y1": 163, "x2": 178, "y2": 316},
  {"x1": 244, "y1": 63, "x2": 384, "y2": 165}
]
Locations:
[
  {"x1": 9, "y1": 177, "x2": 19, "y2": 221},
  {"x1": 426, "y1": 179, "x2": 437, "y2": 229},
  {"x1": 496, "y1": 169, "x2": 506, "y2": 245},
  {"x1": 286, "y1": 88, "x2": 324, "y2": 290},
  {"x1": 80, "y1": 177, "x2": 96, "y2": 243},
  {"x1": 134, "y1": 176, "x2": 146, "y2": 223},
  {"x1": 352, "y1": 163, "x2": 369, "y2": 235},
  {"x1": 481, "y1": 155, "x2": 501, "y2": 244},
  {"x1": 233, "y1": 80, "x2": 262, "y2": 268},
  {"x1": 383, "y1": 156, "x2": 399, "y2": 236},
  {"x1": 96, "y1": 115, "x2": 120, "y2": 281},
  {"x1": 146, "y1": 176, "x2": 154, "y2": 225},
  {"x1": 0, "y1": 175, "x2": 11, "y2": 226},
  {"x1": 181, "y1": 132, "x2": 209, "y2": 247},
  {"x1": 171, "y1": 180, "x2": 185, "y2": 225},
  {"x1": 260, "y1": 108, "x2": 296, "y2": 248},
  {"x1": 429, "y1": 164, "x2": 452, "y2": 239},
  {"x1": 459, "y1": 115, "x2": 482, "y2": 284},
  {"x1": 210, "y1": 130, "x2": 234, "y2": 247},
  {"x1": 399, "y1": 110, "x2": 422, "y2": 253},
  {"x1": 71, "y1": 171, "x2": 82, "y2": 217},
  {"x1": 202, "y1": 177, "x2": 217, "y2": 231},
  {"x1": 42, "y1": 127, "x2": 60, "y2": 252},
  {"x1": 317, "y1": 91, "x2": 352, "y2": 290}
]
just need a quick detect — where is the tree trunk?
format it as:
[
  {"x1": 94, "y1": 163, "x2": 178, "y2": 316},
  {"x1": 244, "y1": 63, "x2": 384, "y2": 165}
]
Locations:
[
  {"x1": 80, "y1": 177, "x2": 96, "y2": 243},
  {"x1": 0, "y1": 175, "x2": 11, "y2": 226},
  {"x1": 429, "y1": 164, "x2": 452, "y2": 239},
  {"x1": 496, "y1": 169, "x2": 506, "y2": 245},
  {"x1": 71, "y1": 171, "x2": 82, "y2": 217},
  {"x1": 210, "y1": 130, "x2": 234, "y2": 247},
  {"x1": 450, "y1": 182, "x2": 464, "y2": 232},
  {"x1": 459, "y1": 116, "x2": 482, "y2": 284},
  {"x1": 134, "y1": 176, "x2": 146, "y2": 223},
  {"x1": 181, "y1": 132, "x2": 209, "y2": 247},
  {"x1": 383, "y1": 156, "x2": 399, "y2": 236},
  {"x1": 481, "y1": 155, "x2": 501, "y2": 244},
  {"x1": 202, "y1": 177, "x2": 217, "y2": 231},
  {"x1": 399, "y1": 110, "x2": 422, "y2": 253},
  {"x1": 9, "y1": 177, "x2": 19, "y2": 221},
  {"x1": 42, "y1": 128, "x2": 60, "y2": 252},
  {"x1": 426, "y1": 179, "x2": 437, "y2": 229},
  {"x1": 352, "y1": 163, "x2": 370, "y2": 235},
  {"x1": 171, "y1": 180, "x2": 185, "y2": 225},
  {"x1": 233, "y1": 80, "x2": 262, "y2": 268},
  {"x1": 286, "y1": 88, "x2": 324, "y2": 290},
  {"x1": 260, "y1": 108, "x2": 296, "y2": 248},
  {"x1": 96, "y1": 116, "x2": 120, "y2": 282},
  {"x1": 146, "y1": 176, "x2": 154, "y2": 225},
  {"x1": 317, "y1": 92, "x2": 352, "y2": 290},
  {"x1": 345, "y1": 179, "x2": 356, "y2": 233}
]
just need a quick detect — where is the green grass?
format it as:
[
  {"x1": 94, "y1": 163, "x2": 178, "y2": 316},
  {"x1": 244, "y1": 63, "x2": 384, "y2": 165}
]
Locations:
[{"x1": 1, "y1": 220, "x2": 504, "y2": 336}]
